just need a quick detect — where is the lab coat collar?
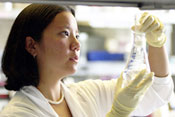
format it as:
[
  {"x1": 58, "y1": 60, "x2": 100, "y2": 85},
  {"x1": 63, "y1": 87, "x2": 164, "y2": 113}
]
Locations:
[
  {"x1": 61, "y1": 82, "x2": 87, "y2": 117},
  {"x1": 21, "y1": 82, "x2": 87, "y2": 117},
  {"x1": 21, "y1": 86, "x2": 58, "y2": 117}
]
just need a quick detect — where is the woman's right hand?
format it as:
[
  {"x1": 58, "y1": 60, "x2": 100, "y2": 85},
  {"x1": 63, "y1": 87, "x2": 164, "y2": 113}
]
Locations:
[
  {"x1": 106, "y1": 69, "x2": 154, "y2": 117},
  {"x1": 132, "y1": 12, "x2": 166, "y2": 48}
]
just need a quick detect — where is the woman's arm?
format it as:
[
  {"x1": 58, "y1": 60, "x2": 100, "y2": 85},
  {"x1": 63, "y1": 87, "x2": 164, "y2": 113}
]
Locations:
[
  {"x1": 148, "y1": 45, "x2": 169, "y2": 77},
  {"x1": 135, "y1": 12, "x2": 169, "y2": 77}
]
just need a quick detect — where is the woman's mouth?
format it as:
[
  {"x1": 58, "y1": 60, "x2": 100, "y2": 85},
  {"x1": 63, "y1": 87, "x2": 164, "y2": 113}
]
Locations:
[{"x1": 69, "y1": 56, "x2": 79, "y2": 63}]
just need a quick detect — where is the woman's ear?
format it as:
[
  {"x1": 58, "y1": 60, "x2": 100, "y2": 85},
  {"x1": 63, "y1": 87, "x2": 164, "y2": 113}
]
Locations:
[{"x1": 25, "y1": 36, "x2": 38, "y2": 57}]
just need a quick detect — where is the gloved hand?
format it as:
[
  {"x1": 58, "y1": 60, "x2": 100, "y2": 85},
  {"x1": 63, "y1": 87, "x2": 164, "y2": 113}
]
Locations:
[
  {"x1": 132, "y1": 12, "x2": 166, "y2": 48},
  {"x1": 106, "y1": 69, "x2": 154, "y2": 117}
]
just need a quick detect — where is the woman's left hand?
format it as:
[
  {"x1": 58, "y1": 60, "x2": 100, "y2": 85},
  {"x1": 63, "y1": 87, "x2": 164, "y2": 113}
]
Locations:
[{"x1": 106, "y1": 69, "x2": 154, "y2": 117}]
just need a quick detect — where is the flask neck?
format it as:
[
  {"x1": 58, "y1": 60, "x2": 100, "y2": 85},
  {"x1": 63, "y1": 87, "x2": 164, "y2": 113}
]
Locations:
[{"x1": 133, "y1": 32, "x2": 146, "y2": 47}]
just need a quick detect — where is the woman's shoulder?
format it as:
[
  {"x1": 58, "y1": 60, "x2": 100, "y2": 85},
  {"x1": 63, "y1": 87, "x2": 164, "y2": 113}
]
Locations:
[
  {"x1": 0, "y1": 85, "x2": 52, "y2": 117},
  {"x1": 64, "y1": 79, "x2": 117, "y2": 111},
  {"x1": 0, "y1": 91, "x2": 39, "y2": 117},
  {"x1": 66, "y1": 79, "x2": 100, "y2": 89},
  {"x1": 66, "y1": 78, "x2": 117, "y2": 96},
  {"x1": 67, "y1": 78, "x2": 117, "y2": 89}
]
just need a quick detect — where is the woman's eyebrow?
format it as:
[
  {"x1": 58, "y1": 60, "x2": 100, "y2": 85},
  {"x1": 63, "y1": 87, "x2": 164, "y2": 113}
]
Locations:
[
  {"x1": 56, "y1": 25, "x2": 79, "y2": 33},
  {"x1": 56, "y1": 25, "x2": 69, "y2": 29}
]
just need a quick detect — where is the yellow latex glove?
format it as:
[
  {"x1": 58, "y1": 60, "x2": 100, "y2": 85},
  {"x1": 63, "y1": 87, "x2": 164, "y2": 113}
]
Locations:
[
  {"x1": 132, "y1": 12, "x2": 166, "y2": 48},
  {"x1": 106, "y1": 69, "x2": 154, "y2": 117}
]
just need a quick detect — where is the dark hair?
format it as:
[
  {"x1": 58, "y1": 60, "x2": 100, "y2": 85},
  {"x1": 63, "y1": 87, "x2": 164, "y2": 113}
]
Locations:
[{"x1": 1, "y1": 4, "x2": 75, "y2": 91}]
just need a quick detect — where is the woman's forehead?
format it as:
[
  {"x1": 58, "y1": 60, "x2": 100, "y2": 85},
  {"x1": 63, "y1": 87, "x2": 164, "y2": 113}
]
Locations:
[{"x1": 49, "y1": 11, "x2": 78, "y2": 31}]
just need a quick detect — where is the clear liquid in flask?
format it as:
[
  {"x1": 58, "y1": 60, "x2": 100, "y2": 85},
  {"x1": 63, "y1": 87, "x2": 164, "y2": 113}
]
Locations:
[{"x1": 122, "y1": 32, "x2": 150, "y2": 87}]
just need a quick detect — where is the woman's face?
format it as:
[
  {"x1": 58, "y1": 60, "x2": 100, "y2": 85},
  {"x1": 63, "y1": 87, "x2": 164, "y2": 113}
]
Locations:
[{"x1": 36, "y1": 11, "x2": 80, "y2": 77}]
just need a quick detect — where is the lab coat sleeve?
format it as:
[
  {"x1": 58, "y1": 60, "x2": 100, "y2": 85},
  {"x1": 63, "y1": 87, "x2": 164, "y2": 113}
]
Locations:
[
  {"x1": 131, "y1": 74, "x2": 174, "y2": 116},
  {"x1": 69, "y1": 74, "x2": 174, "y2": 116}
]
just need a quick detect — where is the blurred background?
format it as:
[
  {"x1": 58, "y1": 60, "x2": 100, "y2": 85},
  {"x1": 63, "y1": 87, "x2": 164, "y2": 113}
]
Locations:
[{"x1": 0, "y1": 1, "x2": 175, "y2": 117}]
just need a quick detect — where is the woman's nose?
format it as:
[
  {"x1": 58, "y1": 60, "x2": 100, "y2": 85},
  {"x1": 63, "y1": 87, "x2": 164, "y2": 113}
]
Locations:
[{"x1": 70, "y1": 38, "x2": 81, "y2": 51}]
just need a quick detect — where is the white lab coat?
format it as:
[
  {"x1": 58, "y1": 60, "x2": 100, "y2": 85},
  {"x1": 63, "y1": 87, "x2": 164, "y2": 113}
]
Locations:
[{"x1": 0, "y1": 75, "x2": 174, "y2": 117}]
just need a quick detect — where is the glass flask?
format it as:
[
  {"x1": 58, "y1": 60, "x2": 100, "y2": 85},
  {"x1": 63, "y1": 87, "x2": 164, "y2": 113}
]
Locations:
[{"x1": 122, "y1": 31, "x2": 150, "y2": 87}]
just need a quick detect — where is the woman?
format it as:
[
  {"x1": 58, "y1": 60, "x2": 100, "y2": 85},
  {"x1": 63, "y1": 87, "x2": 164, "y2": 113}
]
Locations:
[{"x1": 0, "y1": 4, "x2": 173, "y2": 117}]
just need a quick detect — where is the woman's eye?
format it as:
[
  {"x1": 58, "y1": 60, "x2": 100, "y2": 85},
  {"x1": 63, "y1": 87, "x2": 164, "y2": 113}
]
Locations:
[
  {"x1": 76, "y1": 35, "x2": 80, "y2": 39},
  {"x1": 61, "y1": 31, "x2": 69, "y2": 37}
]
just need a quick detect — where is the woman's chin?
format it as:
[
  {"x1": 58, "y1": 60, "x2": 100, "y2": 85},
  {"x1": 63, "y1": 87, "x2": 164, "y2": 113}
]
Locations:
[
  {"x1": 71, "y1": 68, "x2": 77, "y2": 74},
  {"x1": 62, "y1": 65, "x2": 78, "y2": 77},
  {"x1": 67, "y1": 67, "x2": 77, "y2": 76}
]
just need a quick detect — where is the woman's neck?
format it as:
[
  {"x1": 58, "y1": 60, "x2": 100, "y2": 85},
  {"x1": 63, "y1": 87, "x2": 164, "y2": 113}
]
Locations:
[
  {"x1": 37, "y1": 77, "x2": 63, "y2": 102},
  {"x1": 37, "y1": 65, "x2": 66, "y2": 102}
]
